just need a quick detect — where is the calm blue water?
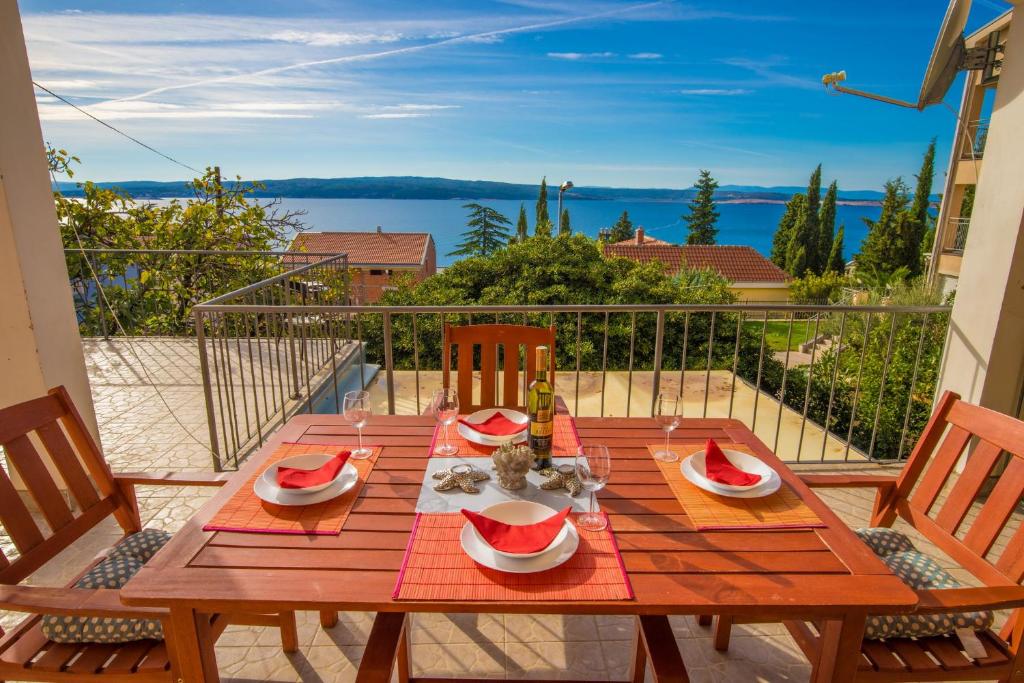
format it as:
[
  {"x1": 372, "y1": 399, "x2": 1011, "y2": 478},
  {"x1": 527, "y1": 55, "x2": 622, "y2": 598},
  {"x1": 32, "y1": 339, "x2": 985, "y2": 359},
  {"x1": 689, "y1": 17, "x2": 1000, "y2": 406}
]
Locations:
[{"x1": 274, "y1": 198, "x2": 880, "y2": 267}]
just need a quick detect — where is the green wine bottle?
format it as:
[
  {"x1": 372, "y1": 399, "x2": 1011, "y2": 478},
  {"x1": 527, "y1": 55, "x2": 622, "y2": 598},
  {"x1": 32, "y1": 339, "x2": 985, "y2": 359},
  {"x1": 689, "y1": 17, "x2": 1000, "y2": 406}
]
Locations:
[{"x1": 528, "y1": 345, "x2": 554, "y2": 470}]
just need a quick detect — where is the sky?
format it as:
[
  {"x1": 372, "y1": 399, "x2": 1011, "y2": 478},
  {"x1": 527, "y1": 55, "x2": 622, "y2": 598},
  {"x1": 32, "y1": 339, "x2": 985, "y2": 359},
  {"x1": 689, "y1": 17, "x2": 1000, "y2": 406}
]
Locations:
[{"x1": 20, "y1": 0, "x2": 1011, "y2": 190}]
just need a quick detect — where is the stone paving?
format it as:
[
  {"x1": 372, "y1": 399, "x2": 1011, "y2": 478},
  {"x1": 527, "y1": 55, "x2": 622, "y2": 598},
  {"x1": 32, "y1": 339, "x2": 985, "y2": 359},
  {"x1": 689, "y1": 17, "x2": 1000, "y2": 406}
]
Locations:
[{"x1": 0, "y1": 337, "x2": 1018, "y2": 681}]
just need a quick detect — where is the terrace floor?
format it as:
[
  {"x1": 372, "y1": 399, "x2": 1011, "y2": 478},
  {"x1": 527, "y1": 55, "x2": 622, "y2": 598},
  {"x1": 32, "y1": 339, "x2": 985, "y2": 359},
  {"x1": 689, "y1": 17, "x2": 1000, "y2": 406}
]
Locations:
[{"x1": 2, "y1": 337, "x2": 1010, "y2": 681}]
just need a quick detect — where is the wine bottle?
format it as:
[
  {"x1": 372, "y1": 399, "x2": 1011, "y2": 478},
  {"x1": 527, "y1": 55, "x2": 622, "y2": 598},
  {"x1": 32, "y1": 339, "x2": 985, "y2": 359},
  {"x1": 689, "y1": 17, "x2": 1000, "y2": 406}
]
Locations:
[{"x1": 528, "y1": 345, "x2": 554, "y2": 470}]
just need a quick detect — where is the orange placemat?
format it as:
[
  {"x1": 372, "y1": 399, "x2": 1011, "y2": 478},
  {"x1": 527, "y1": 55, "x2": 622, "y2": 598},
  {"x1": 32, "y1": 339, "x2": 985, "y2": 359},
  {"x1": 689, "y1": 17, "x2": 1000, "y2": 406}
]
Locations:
[
  {"x1": 203, "y1": 442, "x2": 381, "y2": 535},
  {"x1": 393, "y1": 512, "x2": 633, "y2": 601},
  {"x1": 429, "y1": 414, "x2": 581, "y2": 457},
  {"x1": 649, "y1": 443, "x2": 824, "y2": 531}
]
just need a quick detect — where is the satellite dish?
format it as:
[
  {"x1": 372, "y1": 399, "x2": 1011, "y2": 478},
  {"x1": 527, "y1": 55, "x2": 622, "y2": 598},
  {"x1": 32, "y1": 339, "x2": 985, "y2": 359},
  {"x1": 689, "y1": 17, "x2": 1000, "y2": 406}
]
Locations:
[{"x1": 821, "y1": 0, "x2": 1002, "y2": 110}]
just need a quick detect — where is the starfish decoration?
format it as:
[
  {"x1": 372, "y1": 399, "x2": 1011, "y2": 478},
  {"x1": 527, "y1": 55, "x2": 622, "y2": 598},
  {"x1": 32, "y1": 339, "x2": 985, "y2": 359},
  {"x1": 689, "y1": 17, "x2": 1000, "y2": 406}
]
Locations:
[
  {"x1": 433, "y1": 464, "x2": 490, "y2": 493},
  {"x1": 539, "y1": 465, "x2": 582, "y2": 497}
]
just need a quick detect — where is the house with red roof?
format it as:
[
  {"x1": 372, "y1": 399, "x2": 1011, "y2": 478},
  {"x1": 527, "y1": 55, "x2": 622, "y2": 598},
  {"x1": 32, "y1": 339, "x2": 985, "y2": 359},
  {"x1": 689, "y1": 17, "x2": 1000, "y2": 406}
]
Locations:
[
  {"x1": 603, "y1": 228, "x2": 791, "y2": 302},
  {"x1": 288, "y1": 228, "x2": 436, "y2": 303}
]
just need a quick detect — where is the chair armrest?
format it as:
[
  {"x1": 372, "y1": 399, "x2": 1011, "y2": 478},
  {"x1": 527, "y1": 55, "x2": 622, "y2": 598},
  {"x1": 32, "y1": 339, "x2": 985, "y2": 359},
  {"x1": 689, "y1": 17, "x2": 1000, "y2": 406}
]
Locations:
[
  {"x1": 915, "y1": 586, "x2": 1024, "y2": 614},
  {"x1": 0, "y1": 585, "x2": 166, "y2": 619},
  {"x1": 113, "y1": 471, "x2": 229, "y2": 487},
  {"x1": 798, "y1": 474, "x2": 898, "y2": 490}
]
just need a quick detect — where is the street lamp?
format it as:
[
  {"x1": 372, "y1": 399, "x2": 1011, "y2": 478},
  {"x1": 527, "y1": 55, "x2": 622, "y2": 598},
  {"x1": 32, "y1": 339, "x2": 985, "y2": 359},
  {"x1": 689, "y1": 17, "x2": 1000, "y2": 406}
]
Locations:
[{"x1": 557, "y1": 180, "x2": 574, "y2": 234}]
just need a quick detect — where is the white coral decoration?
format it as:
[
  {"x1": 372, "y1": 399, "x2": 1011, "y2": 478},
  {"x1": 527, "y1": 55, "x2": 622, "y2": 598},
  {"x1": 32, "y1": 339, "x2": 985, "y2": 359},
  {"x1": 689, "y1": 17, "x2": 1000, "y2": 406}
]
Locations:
[{"x1": 491, "y1": 443, "x2": 535, "y2": 490}]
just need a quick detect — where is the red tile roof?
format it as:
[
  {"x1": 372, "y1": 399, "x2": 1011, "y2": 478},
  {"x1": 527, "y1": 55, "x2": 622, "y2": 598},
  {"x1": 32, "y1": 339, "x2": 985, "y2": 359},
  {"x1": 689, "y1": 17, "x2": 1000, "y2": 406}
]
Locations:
[
  {"x1": 288, "y1": 230, "x2": 434, "y2": 267},
  {"x1": 604, "y1": 242, "x2": 790, "y2": 283}
]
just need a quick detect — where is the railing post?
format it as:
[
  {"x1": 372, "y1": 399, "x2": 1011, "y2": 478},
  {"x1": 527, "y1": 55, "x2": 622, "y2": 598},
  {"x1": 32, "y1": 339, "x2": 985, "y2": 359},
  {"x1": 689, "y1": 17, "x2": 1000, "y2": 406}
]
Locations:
[
  {"x1": 194, "y1": 307, "x2": 223, "y2": 472},
  {"x1": 383, "y1": 311, "x2": 396, "y2": 415},
  {"x1": 650, "y1": 310, "x2": 665, "y2": 417},
  {"x1": 284, "y1": 278, "x2": 301, "y2": 399}
]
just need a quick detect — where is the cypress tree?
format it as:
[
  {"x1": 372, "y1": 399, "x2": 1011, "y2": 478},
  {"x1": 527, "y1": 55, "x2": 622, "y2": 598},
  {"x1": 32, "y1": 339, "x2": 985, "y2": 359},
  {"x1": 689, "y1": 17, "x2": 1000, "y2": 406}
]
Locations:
[
  {"x1": 803, "y1": 165, "x2": 822, "y2": 272},
  {"x1": 448, "y1": 203, "x2": 512, "y2": 258},
  {"x1": 682, "y1": 169, "x2": 720, "y2": 244},
  {"x1": 559, "y1": 208, "x2": 571, "y2": 236},
  {"x1": 515, "y1": 203, "x2": 528, "y2": 241},
  {"x1": 827, "y1": 225, "x2": 846, "y2": 274},
  {"x1": 786, "y1": 207, "x2": 816, "y2": 276},
  {"x1": 607, "y1": 211, "x2": 634, "y2": 243},
  {"x1": 772, "y1": 193, "x2": 806, "y2": 268},
  {"x1": 534, "y1": 177, "x2": 552, "y2": 237},
  {"x1": 903, "y1": 139, "x2": 936, "y2": 276},
  {"x1": 856, "y1": 178, "x2": 910, "y2": 277},
  {"x1": 817, "y1": 180, "x2": 838, "y2": 275}
]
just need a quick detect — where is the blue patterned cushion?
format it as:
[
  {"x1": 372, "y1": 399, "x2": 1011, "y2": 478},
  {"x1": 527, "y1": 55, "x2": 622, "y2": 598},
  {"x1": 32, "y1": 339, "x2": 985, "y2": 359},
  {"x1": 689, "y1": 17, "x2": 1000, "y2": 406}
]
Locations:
[
  {"x1": 40, "y1": 529, "x2": 171, "y2": 644},
  {"x1": 861, "y1": 546, "x2": 994, "y2": 640},
  {"x1": 855, "y1": 528, "x2": 915, "y2": 557}
]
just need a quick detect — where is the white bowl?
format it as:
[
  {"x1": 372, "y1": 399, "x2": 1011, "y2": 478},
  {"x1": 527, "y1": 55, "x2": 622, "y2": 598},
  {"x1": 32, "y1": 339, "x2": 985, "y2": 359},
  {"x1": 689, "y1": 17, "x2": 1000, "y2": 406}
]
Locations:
[
  {"x1": 458, "y1": 408, "x2": 528, "y2": 446},
  {"x1": 262, "y1": 453, "x2": 349, "y2": 494},
  {"x1": 686, "y1": 448, "x2": 775, "y2": 492},
  {"x1": 468, "y1": 500, "x2": 570, "y2": 559}
]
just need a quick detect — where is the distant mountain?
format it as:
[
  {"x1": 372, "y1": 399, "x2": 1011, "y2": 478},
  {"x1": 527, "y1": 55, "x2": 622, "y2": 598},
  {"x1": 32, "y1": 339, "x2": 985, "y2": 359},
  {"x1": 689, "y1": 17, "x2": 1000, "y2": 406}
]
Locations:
[{"x1": 52, "y1": 175, "x2": 918, "y2": 203}]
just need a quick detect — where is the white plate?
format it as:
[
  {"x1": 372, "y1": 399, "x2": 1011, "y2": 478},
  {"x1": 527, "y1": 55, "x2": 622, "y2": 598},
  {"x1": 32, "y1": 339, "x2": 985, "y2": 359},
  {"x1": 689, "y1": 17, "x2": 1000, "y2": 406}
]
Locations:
[
  {"x1": 468, "y1": 501, "x2": 571, "y2": 559},
  {"x1": 461, "y1": 516, "x2": 579, "y2": 573},
  {"x1": 253, "y1": 462, "x2": 358, "y2": 506},
  {"x1": 684, "y1": 448, "x2": 776, "y2": 492},
  {"x1": 457, "y1": 408, "x2": 528, "y2": 447},
  {"x1": 681, "y1": 456, "x2": 782, "y2": 499},
  {"x1": 262, "y1": 453, "x2": 351, "y2": 494}
]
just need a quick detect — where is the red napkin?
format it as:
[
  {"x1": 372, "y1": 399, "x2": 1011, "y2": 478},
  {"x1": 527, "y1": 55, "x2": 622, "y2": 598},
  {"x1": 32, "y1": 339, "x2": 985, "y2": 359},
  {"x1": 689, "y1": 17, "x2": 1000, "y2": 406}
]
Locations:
[
  {"x1": 704, "y1": 439, "x2": 762, "y2": 487},
  {"x1": 458, "y1": 412, "x2": 527, "y2": 436},
  {"x1": 276, "y1": 452, "x2": 351, "y2": 489},
  {"x1": 461, "y1": 506, "x2": 571, "y2": 554}
]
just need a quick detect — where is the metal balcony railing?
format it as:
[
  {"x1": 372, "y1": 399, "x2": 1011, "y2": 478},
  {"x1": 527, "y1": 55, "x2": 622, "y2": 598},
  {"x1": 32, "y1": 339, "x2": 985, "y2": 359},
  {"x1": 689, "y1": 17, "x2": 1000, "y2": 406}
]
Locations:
[
  {"x1": 944, "y1": 217, "x2": 971, "y2": 254},
  {"x1": 191, "y1": 296, "x2": 952, "y2": 472},
  {"x1": 962, "y1": 119, "x2": 989, "y2": 159}
]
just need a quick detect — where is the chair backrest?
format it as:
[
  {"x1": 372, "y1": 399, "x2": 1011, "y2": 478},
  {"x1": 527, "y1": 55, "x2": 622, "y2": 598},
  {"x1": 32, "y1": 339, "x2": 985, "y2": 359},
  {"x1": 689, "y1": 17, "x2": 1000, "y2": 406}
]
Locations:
[
  {"x1": 0, "y1": 387, "x2": 139, "y2": 585},
  {"x1": 883, "y1": 390, "x2": 1024, "y2": 588},
  {"x1": 442, "y1": 324, "x2": 556, "y2": 412}
]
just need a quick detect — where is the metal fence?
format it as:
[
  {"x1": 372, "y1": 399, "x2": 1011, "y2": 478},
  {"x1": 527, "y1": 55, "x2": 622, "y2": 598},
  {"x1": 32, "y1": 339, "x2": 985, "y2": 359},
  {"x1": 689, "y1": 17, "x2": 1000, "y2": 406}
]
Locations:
[
  {"x1": 191, "y1": 299, "x2": 952, "y2": 472},
  {"x1": 963, "y1": 118, "x2": 989, "y2": 159},
  {"x1": 945, "y1": 217, "x2": 972, "y2": 253}
]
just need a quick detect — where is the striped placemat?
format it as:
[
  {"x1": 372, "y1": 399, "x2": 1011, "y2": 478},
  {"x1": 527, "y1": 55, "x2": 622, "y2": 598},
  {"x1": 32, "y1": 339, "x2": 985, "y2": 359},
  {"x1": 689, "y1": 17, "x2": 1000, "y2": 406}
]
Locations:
[
  {"x1": 393, "y1": 512, "x2": 634, "y2": 601},
  {"x1": 203, "y1": 442, "x2": 381, "y2": 535},
  {"x1": 650, "y1": 443, "x2": 824, "y2": 531},
  {"x1": 429, "y1": 414, "x2": 581, "y2": 457}
]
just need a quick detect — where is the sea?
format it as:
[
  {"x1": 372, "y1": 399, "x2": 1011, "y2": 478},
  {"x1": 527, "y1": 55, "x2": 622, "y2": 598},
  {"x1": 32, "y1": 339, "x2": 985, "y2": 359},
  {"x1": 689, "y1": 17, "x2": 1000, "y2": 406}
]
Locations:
[{"x1": 267, "y1": 198, "x2": 880, "y2": 268}]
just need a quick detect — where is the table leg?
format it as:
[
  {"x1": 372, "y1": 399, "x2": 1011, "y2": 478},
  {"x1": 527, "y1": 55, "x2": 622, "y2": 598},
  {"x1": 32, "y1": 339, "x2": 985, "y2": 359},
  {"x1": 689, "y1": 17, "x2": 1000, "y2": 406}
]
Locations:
[
  {"x1": 811, "y1": 614, "x2": 866, "y2": 683},
  {"x1": 167, "y1": 606, "x2": 220, "y2": 682}
]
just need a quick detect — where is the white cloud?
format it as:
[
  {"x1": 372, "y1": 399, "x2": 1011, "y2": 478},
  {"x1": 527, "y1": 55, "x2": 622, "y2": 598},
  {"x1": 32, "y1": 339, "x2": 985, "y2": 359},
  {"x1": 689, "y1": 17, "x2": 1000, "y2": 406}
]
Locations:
[
  {"x1": 269, "y1": 30, "x2": 401, "y2": 47},
  {"x1": 36, "y1": 100, "x2": 320, "y2": 121},
  {"x1": 361, "y1": 112, "x2": 428, "y2": 119},
  {"x1": 628, "y1": 52, "x2": 662, "y2": 60},
  {"x1": 547, "y1": 51, "x2": 616, "y2": 60},
  {"x1": 678, "y1": 88, "x2": 752, "y2": 96}
]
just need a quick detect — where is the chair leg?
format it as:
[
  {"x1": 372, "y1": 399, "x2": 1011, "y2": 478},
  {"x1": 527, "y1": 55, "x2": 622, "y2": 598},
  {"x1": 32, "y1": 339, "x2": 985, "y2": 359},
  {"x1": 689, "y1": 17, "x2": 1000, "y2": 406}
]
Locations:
[
  {"x1": 320, "y1": 610, "x2": 339, "y2": 628},
  {"x1": 279, "y1": 611, "x2": 299, "y2": 653},
  {"x1": 696, "y1": 615, "x2": 712, "y2": 627},
  {"x1": 713, "y1": 616, "x2": 732, "y2": 652}
]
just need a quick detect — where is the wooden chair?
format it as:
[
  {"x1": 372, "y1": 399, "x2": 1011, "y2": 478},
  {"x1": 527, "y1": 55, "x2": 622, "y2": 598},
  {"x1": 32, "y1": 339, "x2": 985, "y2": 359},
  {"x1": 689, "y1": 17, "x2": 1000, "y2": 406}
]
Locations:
[
  {"x1": 0, "y1": 387, "x2": 299, "y2": 681},
  {"x1": 442, "y1": 323, "x2": 557, "y2": 412},
  {"x1": 710, "y1": 391, "x2": 1024, "y2": 681}
]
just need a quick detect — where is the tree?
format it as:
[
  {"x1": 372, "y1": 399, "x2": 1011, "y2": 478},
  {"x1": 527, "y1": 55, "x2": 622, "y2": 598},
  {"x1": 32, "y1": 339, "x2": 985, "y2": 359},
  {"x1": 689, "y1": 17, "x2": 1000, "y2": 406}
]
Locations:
[
  {"x1": 803, "y1": 165, "x2": 822, "y2": 272},
  {"x1": 827, "y1": 225, "x2": 846, "y2": 274},
  {"x1": 771, "y1": 193, "x2": 805, "y2": 268},
  {"x1": 785, "y1": 190, "x2": 818, "y2": 276},
  {"x1": 605, "y1": 211, "x2": 634, "y2": 243},
  {"x1": 534, "y1": 177, "x2": 553, "y2": 237},
  {"x1": 788, "y1": 271, "x2": 848, "y2": 304},
  {"x1": 683, "y1": 169, "x2": 719, "y2": 244},
  {"x1": 515, "y1": 203, "x2": 529, "y2": 242},
  {"x1": 817, "y1": 180, "x2": 838, "y2": 274},
  {"x1": 448, "y1": 203, "x2": 512, "y2": 258},
  {"x1": 903, "y1": 139, "x2": 935, "y2": 276},
  {"x1": 559, "y1": 208, "x2": 572, "y2": 236},
  {"x1": 855, "y1": 178, "x2": 911, "y2": 278}
]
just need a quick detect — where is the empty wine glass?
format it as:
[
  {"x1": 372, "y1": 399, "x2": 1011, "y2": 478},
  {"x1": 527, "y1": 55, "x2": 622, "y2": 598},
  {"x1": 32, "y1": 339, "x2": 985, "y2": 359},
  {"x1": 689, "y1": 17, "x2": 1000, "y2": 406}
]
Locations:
[
  {"x1": 575, "y1": 444, "x2": 611, "y2": 532},
  {"x1": 431, "y1": 388, "x2": 459, "y2": 456},
  {"x1": 342, "y1": 390, "x2": 373, "y2": 459},
  {"x1": 653, "y1": 392, "x2": 681, "y2": 463}
]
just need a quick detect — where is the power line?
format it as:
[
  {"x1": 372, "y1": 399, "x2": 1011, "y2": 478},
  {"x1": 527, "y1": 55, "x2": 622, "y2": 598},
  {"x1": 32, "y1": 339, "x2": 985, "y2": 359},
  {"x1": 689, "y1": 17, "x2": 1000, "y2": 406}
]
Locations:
[{"x1": 33, "y1": 81, "x2": 203, "y2": 175}]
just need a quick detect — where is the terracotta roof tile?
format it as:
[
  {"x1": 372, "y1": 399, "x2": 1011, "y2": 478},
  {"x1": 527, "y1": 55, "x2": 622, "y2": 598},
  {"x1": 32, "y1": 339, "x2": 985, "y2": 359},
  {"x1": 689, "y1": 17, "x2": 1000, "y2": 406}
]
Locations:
[
  {"x1": 603, "y1": 243, "x2": 790, "y2": 283},
  {"x1": 288, "y1": 231, "x2": 433, "y2": 267}
]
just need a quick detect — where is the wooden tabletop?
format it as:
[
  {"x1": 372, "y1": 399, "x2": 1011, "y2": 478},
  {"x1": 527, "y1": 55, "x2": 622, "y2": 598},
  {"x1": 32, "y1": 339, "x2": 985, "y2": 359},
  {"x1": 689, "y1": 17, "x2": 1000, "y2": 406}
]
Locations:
[{"x1": 121, "y1": 415, "x2": 917, "y2": 618}]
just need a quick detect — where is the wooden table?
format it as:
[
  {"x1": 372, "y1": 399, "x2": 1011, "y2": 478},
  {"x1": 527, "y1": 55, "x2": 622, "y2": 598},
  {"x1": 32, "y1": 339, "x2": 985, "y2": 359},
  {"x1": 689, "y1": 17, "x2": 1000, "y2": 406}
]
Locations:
[{"x1": 121, "y1": 415, "x2": 917, "y2": 682}]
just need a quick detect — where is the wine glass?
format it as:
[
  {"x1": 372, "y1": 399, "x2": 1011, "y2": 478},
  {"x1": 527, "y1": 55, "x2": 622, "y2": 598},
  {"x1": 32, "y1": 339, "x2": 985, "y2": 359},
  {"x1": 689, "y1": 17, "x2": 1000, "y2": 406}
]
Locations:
[
  {"x1": 342, "y1": 390, "x2": 373, "y2": 459},
  {"x1": 653, "y1": 392, "x2": 681, "y2": 463},
  {"x1": 575, "y1": 445, "x2": 611, "y2": 532},
  {"x1": 431, "y1": 388, "x2": 459, "y2": 456}
]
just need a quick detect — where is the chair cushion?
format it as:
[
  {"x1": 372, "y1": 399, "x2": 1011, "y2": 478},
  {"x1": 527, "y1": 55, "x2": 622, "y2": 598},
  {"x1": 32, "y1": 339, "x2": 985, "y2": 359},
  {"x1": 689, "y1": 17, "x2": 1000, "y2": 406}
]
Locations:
[
  {"x1": 40, "y1": 529, "x2": 170, "y2": 644},
  {"x1": 857, "y1": 528, "x2": 995, "y2": 640}
]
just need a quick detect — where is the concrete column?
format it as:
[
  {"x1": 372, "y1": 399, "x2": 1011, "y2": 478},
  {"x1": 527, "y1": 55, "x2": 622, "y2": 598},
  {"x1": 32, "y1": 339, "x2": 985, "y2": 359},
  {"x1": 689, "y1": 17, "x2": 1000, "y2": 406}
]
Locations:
[
  {"x1": 0, "y1": 0, "x2": 100, "y2": 441},
  {"x1": 936, "y1": 10, "x2": 1024, "y2": 418}
]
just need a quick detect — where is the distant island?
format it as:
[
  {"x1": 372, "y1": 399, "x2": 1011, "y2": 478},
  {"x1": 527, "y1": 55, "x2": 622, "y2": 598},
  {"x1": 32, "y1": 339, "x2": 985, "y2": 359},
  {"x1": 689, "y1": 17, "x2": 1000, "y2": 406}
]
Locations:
[{"x1": 53, "y1": 175, "x2": 914, "y2": 204}]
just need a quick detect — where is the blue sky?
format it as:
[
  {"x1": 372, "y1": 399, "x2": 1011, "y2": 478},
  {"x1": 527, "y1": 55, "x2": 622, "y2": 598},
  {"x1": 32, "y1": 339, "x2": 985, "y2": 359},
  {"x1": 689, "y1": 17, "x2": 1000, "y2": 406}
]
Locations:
[{"x1": 21, "y1": 0, "x2": 1010, "y2": 190}]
